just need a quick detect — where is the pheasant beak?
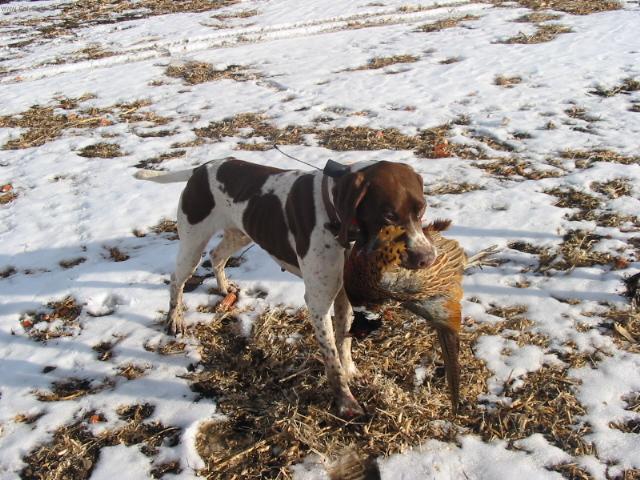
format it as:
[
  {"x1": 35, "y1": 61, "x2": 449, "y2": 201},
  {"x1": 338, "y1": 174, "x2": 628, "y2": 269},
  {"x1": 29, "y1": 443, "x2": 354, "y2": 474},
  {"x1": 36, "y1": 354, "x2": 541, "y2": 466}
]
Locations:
[{"x1": 436, "y1": 326, "x2": 460, "y2": 416}]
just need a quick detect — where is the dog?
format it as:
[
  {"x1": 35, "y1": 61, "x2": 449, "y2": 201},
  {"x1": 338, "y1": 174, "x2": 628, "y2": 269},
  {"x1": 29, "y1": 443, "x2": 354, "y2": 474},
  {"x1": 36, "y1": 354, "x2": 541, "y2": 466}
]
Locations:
[{"x1": 135, "y1": 157, "x2": 436, "y2": 417}]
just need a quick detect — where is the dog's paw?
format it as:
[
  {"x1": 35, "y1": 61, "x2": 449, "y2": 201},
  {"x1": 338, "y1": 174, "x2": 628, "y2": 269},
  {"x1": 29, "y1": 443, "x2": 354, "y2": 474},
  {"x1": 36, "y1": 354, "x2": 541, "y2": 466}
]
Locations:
[
  {"x1": 166, "y1": 306, "x2": 186, "y2": 336},
  {"x1": 338, "y1": 397, "x2": 365, "y2": 419}
]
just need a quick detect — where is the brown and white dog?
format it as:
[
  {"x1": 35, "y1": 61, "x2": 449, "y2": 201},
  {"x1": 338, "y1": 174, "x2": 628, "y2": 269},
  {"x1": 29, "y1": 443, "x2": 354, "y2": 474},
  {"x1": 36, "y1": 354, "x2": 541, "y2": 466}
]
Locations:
[{"x1": 135, "y1": 157, "x2": 436, "y2": 416}]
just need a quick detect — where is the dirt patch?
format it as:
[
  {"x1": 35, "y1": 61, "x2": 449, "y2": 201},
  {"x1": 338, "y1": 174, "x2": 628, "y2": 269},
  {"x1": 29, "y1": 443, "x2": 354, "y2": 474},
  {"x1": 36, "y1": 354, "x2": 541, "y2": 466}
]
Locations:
[
  {"x1": 417, "y1": 15, "x2": 479, "y2": 33},
  {"x1": 20, "y1": 296, "x2": 83, "y2": 342},
  {"x1": 165, "y1": 62, "x2": 256, "y2": 85},
  {"x1": 348, "y1": 55, "x2": 419, "y2": 71},
  {"x1": 498, "y1": 24, "x2": 572, "y2": 44}
]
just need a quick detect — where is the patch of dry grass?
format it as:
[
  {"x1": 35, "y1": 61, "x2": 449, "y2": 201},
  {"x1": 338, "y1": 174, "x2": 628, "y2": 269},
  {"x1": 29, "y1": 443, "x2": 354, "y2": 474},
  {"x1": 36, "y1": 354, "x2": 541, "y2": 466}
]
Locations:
[
  {"x1": 426, "y1": 182, "x2": 484, "y2": 195},
  {"x1": 590, "y1": 178, "x2": 632, "y2": 199},
  {"x1": 35, "y1": 377, "x2": 114, "y2": 402},
  {"x1": 20, "y1": 421, "x2": 100, "y2": 480},
  {"x1": 134, "y1": 150, "x2": 186, "y2": 170},
  {"x1": 78, "y1": 142, "x2": 123, "y2": 158},
  {"x1": 565, "y1": 105, "x2": 600, "y2": 122},
  {"x1": 117, "y1": 363, "x2": 150, "y2": 380},
  {"x1": 498, "y1": 24, "x2": 572, "y2": 44},
  {"x1": 0, "y1": 96, "x2": 169, "y2": 150},
  {"x1": 349, "y1": 54, "x2": 419, "y2": 71},
  {"x1": 0, "y1": 190, "x2": 17, "y2": 205},
  {"x1": 417, "y1": 15, "x2": 479, "y2": 33},
  {"x1": 493, "y1": 0, "x2": 621, "y2": 15},
  {"x1": 20, "y1": 296, "x2": 83, "y2": 342},
  {"x1": 195, "y1": 113, "x2": 310, "y2": 150},
  {"x1": 545, "y1": 186, "x2": 638, "y2": 228},
  {"x1": 143, "y1": 339, "x2": 186, "y2": 355},
  {"x1": 11, "y1": 0, "x2": 239, "y2": 45},
  {"x1": 189, "y1": 307, "x2": 485, "y2": 477},
  {"x1": 20, "y1": 405, "x2": 181, "y2": 480},
  {"x1": 183, "y1": 304, "x2": 592, "y2": 477},
  {"x1": 59, "y1": 257, "x2": 86, "y2": 269},
  {"x1": 105, "y1": 246, "x2": 129, "y2": 262},
  {"x1": 475, "y1": 157, "x2": 562, "y2": 180},
  {"x1": 513, "y1": 12, "x2": 562, "y2": 22},
  {"x1": 211, "y1": 9, "x2": 259, "y2": 21},
  {"x1": 1, "y1": 265, "x2": 17, "y2": 278},
  {"x1": 587, "y1": 305, "x2": 639, "y2": 354},
  {"x1": 590, "y1": 77, "x2": 640, "y2": 97},
  {"x1": 440, "y1": 56, "x2": 463, "y2": 64},
  {"x1": 93, "y1": 341, "x2": 115, "y2": 361},
  {"x1": 560, "y1": 149, "x2": 640, "y2": 168},
  {"x1": 494, "y1": 75, "x2": 522, "y2": 87},
  {"x1": 165, "y1": 62, "x2": 255, "y2": 85},
  {"x1": 556, "y1": 230, "x2": 618, "y2": 270}
]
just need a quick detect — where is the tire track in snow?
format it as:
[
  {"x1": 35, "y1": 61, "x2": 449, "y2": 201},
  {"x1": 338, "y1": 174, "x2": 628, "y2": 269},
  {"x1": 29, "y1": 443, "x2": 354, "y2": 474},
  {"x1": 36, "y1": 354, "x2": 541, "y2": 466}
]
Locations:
[{"x1": 0, "y1": 1, "x2": 488, "y2": 84}]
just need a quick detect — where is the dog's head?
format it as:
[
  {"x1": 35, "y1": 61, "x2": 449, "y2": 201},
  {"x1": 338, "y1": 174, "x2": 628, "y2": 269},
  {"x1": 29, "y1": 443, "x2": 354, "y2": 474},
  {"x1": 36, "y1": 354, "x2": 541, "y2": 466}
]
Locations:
[{"x1": 333, "y1": 161, "x2": 436, "y2": 270}]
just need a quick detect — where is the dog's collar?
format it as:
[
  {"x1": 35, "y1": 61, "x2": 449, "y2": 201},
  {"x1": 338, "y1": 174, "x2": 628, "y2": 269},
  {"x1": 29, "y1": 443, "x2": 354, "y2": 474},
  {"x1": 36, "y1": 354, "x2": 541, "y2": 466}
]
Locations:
[{"x1": 321, "y1": 174, "x2": 360, "y2": 247}]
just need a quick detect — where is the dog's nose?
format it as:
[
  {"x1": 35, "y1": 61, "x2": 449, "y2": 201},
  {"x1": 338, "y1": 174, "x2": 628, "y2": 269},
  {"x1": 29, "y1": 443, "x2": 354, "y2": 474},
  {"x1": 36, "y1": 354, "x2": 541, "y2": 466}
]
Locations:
[{"x1": 405, "y1": 249, "x2": 436, "y2": 270}]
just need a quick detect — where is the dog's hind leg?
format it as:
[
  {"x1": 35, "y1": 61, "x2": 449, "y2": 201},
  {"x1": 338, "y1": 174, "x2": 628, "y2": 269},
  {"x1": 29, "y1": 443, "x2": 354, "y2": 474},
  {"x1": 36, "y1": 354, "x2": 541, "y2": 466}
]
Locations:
[
  {"x1": 167, "y1": 219, "x2": 218, "y2": 335},
  {"x1": 209, "y1": 228, "x2": 251, "y2": 295}
]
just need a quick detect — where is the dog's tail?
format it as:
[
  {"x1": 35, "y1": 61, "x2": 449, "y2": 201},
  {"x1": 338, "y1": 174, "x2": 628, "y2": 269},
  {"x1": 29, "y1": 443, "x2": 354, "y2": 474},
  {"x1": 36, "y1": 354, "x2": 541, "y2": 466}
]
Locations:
[{"x1": 134, "y1": 168, "x2": 194, "y2": 183}]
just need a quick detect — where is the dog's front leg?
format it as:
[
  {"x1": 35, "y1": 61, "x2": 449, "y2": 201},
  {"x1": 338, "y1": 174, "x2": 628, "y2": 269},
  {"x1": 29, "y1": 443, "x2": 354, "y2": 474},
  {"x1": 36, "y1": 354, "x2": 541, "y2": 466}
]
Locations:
[
  {"x1": 302, "y1": 262, "x2": 363, "y2": 418},
  {"x1": 333, "y1": 286, "x2": 358, "y2": 380}
]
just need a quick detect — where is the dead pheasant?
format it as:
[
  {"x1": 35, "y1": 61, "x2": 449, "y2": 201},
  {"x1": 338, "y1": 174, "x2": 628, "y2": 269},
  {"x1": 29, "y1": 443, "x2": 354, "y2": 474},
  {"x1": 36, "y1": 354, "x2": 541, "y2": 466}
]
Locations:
[{"x1": 344, "y1": 219, "x2": 495, "y2": 414}]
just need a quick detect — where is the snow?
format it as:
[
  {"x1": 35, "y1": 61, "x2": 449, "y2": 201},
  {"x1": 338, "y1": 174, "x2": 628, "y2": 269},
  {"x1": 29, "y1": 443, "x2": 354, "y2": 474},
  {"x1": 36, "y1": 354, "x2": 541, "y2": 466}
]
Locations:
[{"x1": 1, "y1": 0, "x2": 640, "y2": 478}]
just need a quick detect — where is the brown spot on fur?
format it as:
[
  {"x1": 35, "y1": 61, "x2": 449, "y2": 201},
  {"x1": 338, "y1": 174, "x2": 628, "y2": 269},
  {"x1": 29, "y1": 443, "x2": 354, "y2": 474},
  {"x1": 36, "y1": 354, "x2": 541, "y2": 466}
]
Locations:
[
  {"x1": 285, "y1": 174, "x2": 316, "y2": 259},
  {"x1": 243, "y1": 193, "x2": 298, "y2": 267},
  {"x1": 217, "y1": 158, "x2": 286, "y2": 203},
  {"x1": 181, "y1": 164, "x2": 215, "y2": 224}
]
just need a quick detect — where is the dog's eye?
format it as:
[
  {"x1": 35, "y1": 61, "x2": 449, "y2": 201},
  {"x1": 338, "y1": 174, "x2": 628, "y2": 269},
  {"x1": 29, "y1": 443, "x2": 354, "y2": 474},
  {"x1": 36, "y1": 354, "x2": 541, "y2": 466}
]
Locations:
[{"x1": 383, "y1": 211, "x2": 398, "y2": 224}]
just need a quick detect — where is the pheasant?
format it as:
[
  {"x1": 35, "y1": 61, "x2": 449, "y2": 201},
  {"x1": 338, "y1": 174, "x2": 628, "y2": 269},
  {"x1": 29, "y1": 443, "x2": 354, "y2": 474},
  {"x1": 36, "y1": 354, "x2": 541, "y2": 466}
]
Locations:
[{"x1": 344, "y1": 219, "x2": 493, "y2": 414}]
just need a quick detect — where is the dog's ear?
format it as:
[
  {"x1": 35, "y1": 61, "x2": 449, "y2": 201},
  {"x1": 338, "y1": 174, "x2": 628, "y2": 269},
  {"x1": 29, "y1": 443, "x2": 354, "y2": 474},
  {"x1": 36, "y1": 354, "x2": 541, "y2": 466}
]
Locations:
[{"x1": 333, "y1": 171, "x2": 369, "y2": 245}]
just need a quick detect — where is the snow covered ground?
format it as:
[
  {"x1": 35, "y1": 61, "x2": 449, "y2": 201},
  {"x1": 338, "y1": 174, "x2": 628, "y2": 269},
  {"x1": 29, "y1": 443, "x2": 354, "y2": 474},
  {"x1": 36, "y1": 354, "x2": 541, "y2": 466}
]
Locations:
[{"x1": 1, "y1": 0, "x2": 639, "y2": 478}]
